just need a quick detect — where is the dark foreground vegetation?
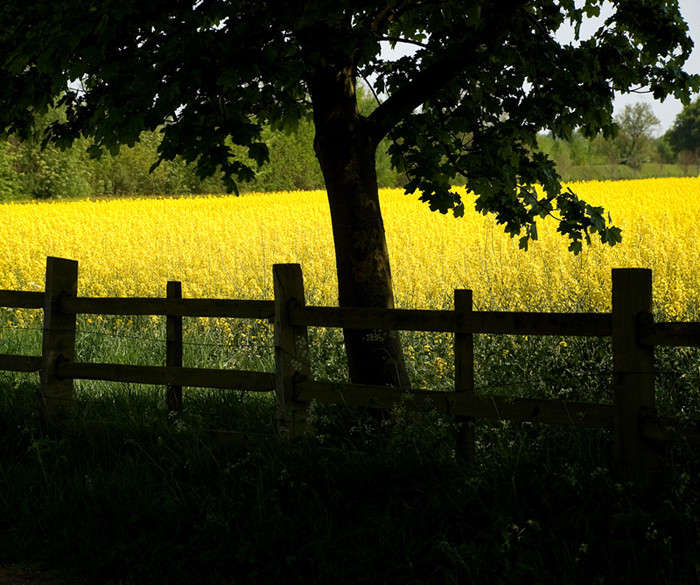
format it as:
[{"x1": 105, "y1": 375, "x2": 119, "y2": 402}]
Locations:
[{"x1": 2, "y1": 332, "x2": 700, "y2": 584}]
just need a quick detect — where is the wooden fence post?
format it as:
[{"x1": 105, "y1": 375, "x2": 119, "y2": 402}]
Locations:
[
  {"x1": 166, "y1": 281, "x2": 183, "y2": 412},
  {"x1": 612, "y1": 268, "x2": 658, "y2": 482},
  {"x1": 454, "y1": 289, "x2": 476, "y2": 461},
  {"x1": 274, "y1": 264, "x2": 311, "y2": 439},
  {"x1": 40, "y1": 257, "x2": 78, "y2": 425}
]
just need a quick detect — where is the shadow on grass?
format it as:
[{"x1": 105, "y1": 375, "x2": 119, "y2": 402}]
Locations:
[{"x1": 1, "y1": 374, "x2": 700, "y2": 585}]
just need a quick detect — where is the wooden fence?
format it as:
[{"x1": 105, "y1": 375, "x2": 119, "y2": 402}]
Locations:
[{"x1": 2, "y1": 256, "x2": 700, "y2": 481}]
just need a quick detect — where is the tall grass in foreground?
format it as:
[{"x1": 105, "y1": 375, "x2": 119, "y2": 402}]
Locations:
[
  {"x1": 2, "y1": 365, "x2": 700, "y2": 585},
  {"x1": 2, "y1": 320, "x2": 700, "y2": 584}
]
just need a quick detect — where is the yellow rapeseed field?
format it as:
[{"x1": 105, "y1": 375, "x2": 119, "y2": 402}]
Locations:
[{"x1": 1, "y1": 177, "x2": 699, "y2": 320}]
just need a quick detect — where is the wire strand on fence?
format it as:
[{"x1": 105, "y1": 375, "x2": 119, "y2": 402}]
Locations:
[{"x1": 75, "y1": 328, "x2": 274, "y2": 351}]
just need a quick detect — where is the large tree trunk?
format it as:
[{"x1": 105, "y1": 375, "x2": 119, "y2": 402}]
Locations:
[{"x1": 310, "y1": 65, "x2": 410, "y2": 388}]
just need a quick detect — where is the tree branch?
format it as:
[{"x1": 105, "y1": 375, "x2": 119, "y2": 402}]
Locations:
[
  {"x1": 370, "y1": 3, "x2": 398, "y2": 32},
  {"x1": 369, "y1": 0, "x2": 446, "y2": 32},
  {"x1": 367, "y1": 41, "x2": 476, "y2": 143},
  {"x1": 379, "y1": 35, "x2": 431, "y2": 50}
]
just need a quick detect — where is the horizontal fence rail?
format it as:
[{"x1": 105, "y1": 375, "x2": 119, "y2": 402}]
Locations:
[
  {"x1": 639, "y1": 319, "x2": 700, "y2": 347},
  {"x1": 0, "y1": 353, "x2": 42, "y2": 373},
  {"x1": 291, "y1": 305, "x2": 614, "y2": 336},
  {"x1": 56, "y1": 362, "x2": 276, "y2": 392},
  {"x1": 295, "y1": 379, "x2": 616, "y2": 429},
  {"x1": 0, "y1": 290, "x2": 44, "y2": 309},
  {"x1": 61, "y1": 296, "x2": 275, "y2": 319},
  {"x1": 1, "y1": 256, "x2": 699, "y2": 483}
]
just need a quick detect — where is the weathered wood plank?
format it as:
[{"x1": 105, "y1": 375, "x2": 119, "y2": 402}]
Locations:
[
  {"x1": 166, "y1": 281, "x2": 183, "y2": 412},
  {"x1": 0, "y1": 290, "x2": 44, "y2": 309},
  {"x1": 40, "y1": 257, "x2": 78, "y2": 424},
  {"x1": 61, "y1": 296, "x2": 274, "y2": 319},
  {"x1": 454, "y1": 289, "x2": 475, "y2": 460},
  {"x1": 295, "y1": 380, "x2": 614, "y2": 429},
  {"x1": 639, "y1": 320, "x2": 700, "y2": 347},
  {"x1": 0, "y1": 353, "x2": 42, "y2": 372},
  {"x1": 274, "y1": 263, "x2": 311, "y2": 438},
  {"x1": 291, "y1": 305, "x2": 612, "y2": 337},
  {"x1": 640, "y1": 415, "x2": 700, "y2": 445},
  {"x1": 57, "y1": 361, "x2": 275, "y2": 392},
  {"x1": 612, "y1": 268, "x2": 658, "y2": 481}
]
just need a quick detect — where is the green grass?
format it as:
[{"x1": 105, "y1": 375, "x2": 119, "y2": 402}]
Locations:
[
  {"x1": 557, "y1": 163, "x2": 699, "y2": 183},
  {"x1": 2, "y1": 323, "x2": 700, "y2": 584}
]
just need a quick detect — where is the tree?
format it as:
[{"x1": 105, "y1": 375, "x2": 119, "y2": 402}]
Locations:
[
  {"x1": 7, "y1": 109, "x2": 95, "y2": 199},
  {"x1": 241, "y1": 83, "x2": 401, "y2": 192},
  {"x1": 89, "y1": 130, "x2": 217, "y2": 196},
  {"x1": 666, "y1": 98, "x2": 700, "y2": 172},
  {"x1": 0, "y1": 138, "x2": 25, "y2": 201},
  {"x1": 613, "y1": 103, "x2": 660, "y2": 174},
  {"x1": 0, "y1": 1, "x2": 697, "y2": 388},
  {"x1": 243, "y1": 121, "x2": 325, "y2": 192},
  {"x1": 536, "y1": 130, "x2": 601, "y2": 173}
]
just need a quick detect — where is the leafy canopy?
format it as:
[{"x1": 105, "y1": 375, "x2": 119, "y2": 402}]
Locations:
[
  {"x1": 667, "y1": 98, "x2": 700, "y2": 155},
  {"x1": 0, "y1": 0, "x2": 698, "y2": 252},
  {"x1": 613, "y1": 103, "x2": 660, "y2": 171}
]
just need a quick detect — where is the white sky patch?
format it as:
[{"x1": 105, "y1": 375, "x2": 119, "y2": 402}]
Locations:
[
  {"x1": 619, "y1": 0, "x2": 700, "y2": 134},
  {"x1": 554, "y1": 0, "x2": 700, "y2": 134},
  {"x1": 377, "y1": 1, "x2": 700, "y2": 134}
]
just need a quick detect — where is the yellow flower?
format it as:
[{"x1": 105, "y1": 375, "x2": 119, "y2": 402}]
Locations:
[{"x1": 0, "y1": 178, "x2": 699, "y2": 323}]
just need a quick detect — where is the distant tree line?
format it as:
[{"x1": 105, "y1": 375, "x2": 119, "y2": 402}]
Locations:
[
  {"x1": 0, "y1": 87, "x2": 404, "y2": 202},
  {"x1": 666, "y1": 98, "x2": 700, "y2": 172},
  {"x1": 0, "y1": 111, "x2": 402, "y2": 201},
  {"x1": 0, "y1": 110, "x2": 219, "y2": 201},
  {"x1": 538, "y1": 100, "x2": 700, "y2": 181},
  {"x1": 2, "y1": 99, "x2": 699, "y2": 202}
]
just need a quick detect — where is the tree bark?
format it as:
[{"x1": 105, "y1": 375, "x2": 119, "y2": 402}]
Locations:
[{"x1": 310, "y1": 65, "x2": 410, "y2": 388}]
